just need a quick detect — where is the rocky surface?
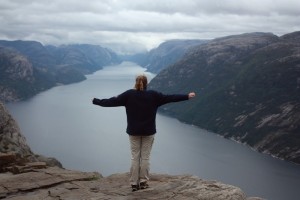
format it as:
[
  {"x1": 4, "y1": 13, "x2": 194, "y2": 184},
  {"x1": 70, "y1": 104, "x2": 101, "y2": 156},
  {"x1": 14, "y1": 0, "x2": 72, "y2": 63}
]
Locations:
[{"x1": 0, "y1": 166, "x2": 264, "y2": 200}]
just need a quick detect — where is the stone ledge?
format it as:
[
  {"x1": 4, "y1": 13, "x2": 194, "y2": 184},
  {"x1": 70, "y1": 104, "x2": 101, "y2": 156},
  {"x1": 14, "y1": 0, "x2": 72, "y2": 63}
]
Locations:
[{"x1": 0, "y1": 167, "x2": 264, "y2": 200}]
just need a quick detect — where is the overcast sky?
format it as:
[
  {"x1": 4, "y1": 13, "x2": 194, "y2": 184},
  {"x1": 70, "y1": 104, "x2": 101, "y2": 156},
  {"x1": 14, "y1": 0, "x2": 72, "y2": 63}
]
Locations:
[{"x1": 0, "y1": 0, "x2": 299, "y2": 54}]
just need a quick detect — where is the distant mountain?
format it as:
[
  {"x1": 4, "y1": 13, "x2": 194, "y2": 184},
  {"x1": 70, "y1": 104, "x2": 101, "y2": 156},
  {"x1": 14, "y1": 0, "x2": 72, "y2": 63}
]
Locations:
[
  {"x1": 149, "y1": 32, "x2": 300, "y2": 164},
  {"x1": 0, "y1": 40, "x2": 56, "y2": 69},
  {"x1": 0, "y1": 40, "x2": 121, "y2": 102},
  {"x1": 0, "y1": 40, "x2": 121, "y2": 74},
  {"x1": 120, "y1": 52, "x2": 149, "y2": 68},
  {"x1": 127, "y1": 39, "x2": 208, "y2": 73},
  {"x1": 46, "y1": 44, "x2": 121, "y2": 74},
  {"x1": 0, "y1": 46, "x2": 84, "y2": 102}
]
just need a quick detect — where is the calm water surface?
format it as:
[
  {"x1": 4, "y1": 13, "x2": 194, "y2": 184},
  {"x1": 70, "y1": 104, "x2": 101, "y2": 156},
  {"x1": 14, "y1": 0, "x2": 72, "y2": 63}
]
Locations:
[{"x1": 6, "y1": 62, "x2": 300, "y2": 200}]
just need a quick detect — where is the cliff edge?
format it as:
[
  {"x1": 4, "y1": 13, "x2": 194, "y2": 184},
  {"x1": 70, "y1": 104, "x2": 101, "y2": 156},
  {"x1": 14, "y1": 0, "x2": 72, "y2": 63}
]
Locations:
[
  {"x1": 0, "y1": 167, "x2": 263, "y2": 200},
  {"x1": 0, "y1": 102, "x2": 263, "y2": 199}
]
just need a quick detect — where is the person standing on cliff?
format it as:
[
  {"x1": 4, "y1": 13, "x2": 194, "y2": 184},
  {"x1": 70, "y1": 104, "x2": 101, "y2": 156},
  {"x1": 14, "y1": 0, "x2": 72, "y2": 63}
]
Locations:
[{"x1": 92, "y1": 74, "x2": 196, "y2": 192}]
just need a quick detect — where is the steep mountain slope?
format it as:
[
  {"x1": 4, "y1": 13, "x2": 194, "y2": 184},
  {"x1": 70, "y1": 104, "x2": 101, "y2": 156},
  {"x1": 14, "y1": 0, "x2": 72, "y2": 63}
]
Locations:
[
  {"x1": 0, "y1": 46, "x2": 85, "y2": 102},
  {"x1": 0, "y1": 47, "x2": 43, "y2": 101},
  {"x1": 149, "y1": 32, "x2": 300, "y2": 164}
]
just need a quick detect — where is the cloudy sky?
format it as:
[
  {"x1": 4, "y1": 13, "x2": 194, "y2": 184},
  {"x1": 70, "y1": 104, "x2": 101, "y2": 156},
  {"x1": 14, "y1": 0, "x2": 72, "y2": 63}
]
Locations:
[{"x1": 0, "y1": 0, "x2": 299, "y2": 54}]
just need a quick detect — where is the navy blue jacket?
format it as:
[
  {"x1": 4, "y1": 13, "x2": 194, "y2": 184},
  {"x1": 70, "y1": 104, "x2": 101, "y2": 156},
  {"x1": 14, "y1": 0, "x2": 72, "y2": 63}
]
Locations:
[{"x1": 92, "y1": 89, "x2": 189, "y2": 136}]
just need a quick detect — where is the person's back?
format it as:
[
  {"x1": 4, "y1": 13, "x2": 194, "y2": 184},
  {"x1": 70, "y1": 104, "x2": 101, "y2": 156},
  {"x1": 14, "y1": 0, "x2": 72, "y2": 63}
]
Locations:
[
  {"x1": 92, "y1": 74, "x2": 195, "y2": 191},
  {"x1": 124, "y1": 89, "x2": 159, "y2": 136},
  {"x1": 123, "y1": 89, "x2": 189, "y2": 135}
]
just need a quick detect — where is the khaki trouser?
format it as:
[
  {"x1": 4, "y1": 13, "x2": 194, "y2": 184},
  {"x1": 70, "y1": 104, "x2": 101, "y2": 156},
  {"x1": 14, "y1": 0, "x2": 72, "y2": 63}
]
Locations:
[{"x1": 129, "y1": 135, "x2": 155, "y2": 185}]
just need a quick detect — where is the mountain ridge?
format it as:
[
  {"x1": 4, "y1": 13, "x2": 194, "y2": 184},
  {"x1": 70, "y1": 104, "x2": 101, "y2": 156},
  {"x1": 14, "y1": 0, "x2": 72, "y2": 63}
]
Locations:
[{"x1": 148, "y1": 31, "x2": 300, "y2": 164}]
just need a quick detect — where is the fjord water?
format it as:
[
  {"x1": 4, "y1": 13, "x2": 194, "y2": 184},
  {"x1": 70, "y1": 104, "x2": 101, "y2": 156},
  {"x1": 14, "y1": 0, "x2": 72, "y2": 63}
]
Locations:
[{"x1": 6, "y1": 62, "x2": 300, "y2": 200}]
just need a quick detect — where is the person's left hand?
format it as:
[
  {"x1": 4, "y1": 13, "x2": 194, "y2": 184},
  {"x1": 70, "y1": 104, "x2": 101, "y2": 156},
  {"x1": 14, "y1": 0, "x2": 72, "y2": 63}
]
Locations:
[{"x1": 188, "y1": 92, "x2": 196, "y2": 99}]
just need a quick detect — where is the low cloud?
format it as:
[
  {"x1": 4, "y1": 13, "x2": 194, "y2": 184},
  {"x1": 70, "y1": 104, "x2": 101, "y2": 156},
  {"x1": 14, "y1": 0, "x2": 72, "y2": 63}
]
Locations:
[{"x1": 0, "y1": 0, "x2": 299, "y2": 54}]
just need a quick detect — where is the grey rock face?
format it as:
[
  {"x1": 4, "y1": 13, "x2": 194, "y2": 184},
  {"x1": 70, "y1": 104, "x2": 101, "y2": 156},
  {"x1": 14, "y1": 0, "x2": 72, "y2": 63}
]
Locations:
[
  {"x1": 0, "y1": 102, "x2": 33, "y2": 157},
  {"x1": 0, "y1": 167, "x2": 263, "y2": 200},
  {"x1": 0, "y1": 102, "x2": 62, "y2": 167}
]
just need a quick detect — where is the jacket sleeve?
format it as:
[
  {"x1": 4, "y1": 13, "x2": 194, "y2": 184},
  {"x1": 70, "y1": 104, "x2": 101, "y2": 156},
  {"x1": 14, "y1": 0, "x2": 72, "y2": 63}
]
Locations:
[
  {"x1": 157, "y1": 92, "x2": 189, "y2": 106},
  {"x1": 92, "y1": 91, "x2": 128, "y2": 107}
]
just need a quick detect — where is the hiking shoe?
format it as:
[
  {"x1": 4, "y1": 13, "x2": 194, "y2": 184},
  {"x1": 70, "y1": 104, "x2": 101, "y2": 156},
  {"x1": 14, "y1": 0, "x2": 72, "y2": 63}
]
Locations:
[
  {"x1": 131, "y1": 185, "x2": 139, "y2": 192},
  {"x1": 140, "y1": 182, "x2": 149, "y2": 189}
]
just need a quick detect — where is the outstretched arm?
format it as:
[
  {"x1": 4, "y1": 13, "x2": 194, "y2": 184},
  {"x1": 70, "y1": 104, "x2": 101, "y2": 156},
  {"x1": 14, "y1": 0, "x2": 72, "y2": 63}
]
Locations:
[
  {"x1": 188, "y1": 92, "x2": 196, "y2": 99},
  {"x1": 92, "y1": 91, "x2": 128, "y2": 107},
  {"x1": 92, "y1": 97, "x2": 125, "y2": 107},
  {"x1": 158, "y1": 91, "x2": 196, "y2": 106}
]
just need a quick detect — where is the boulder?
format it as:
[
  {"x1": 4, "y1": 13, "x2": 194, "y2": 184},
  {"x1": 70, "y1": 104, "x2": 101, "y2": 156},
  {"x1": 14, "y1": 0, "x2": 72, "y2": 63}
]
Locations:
[{"x1": 0, "y1": 152, "x2": 16, "y2": 166}]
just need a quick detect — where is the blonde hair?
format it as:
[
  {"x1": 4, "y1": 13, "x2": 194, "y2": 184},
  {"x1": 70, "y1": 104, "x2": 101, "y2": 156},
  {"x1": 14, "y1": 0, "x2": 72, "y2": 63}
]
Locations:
[{"x1": 134, "y1": 75, "x2": 148, "y2": 91}]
